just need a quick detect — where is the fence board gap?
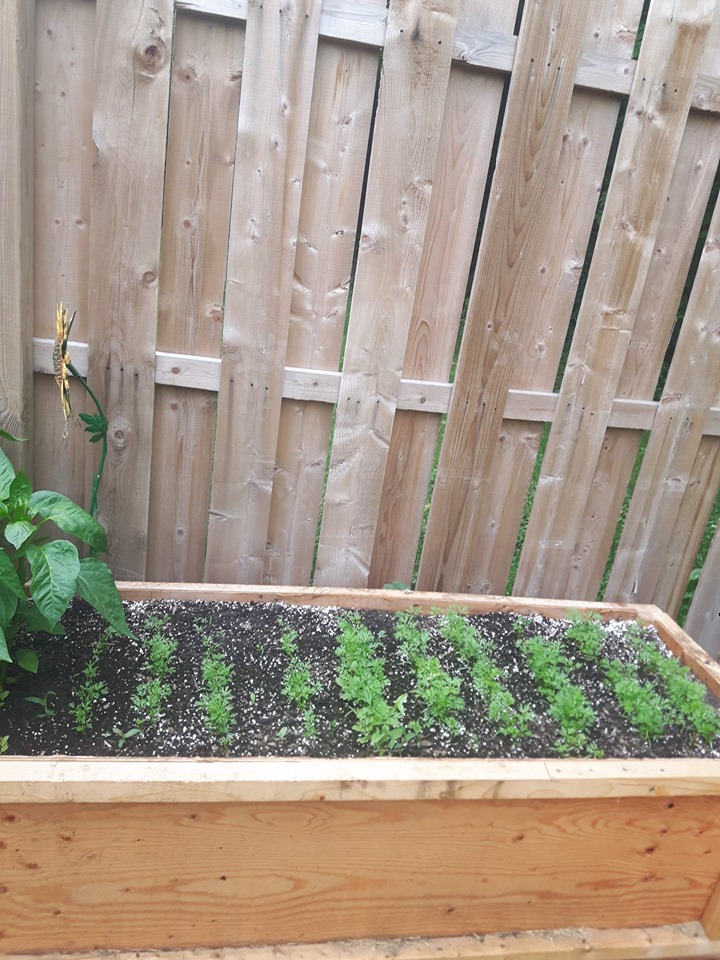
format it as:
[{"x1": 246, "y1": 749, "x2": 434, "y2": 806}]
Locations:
[
  {"x1": 32, "y1": 0, "x2": 94, "y2": 505},
  {"x1": 417, "y1": 0, "x2": 592, "y2": 594},
  {"x1": 264, "y1": 36, "x2": 380, "y2": 586},
  {"x1": 314, "y1": 0, "x2": 459, "y2": 587},
  {"x1": 514, "y1": 0, "x2": 715, "y2": 600},
  {"x1": 368, "y1": 0, "x2": 519, "y2": 590},
  {"x1": 204, "y1": 0, "x2": 323, "y2": 583},
  {"x1": 85, "y1": 0, "x2": 174, "y2": 578},
  {"x1": 0, "y1": 0, "x2": 34, "y2": 471},
  {"x1": 147, "y1": 11, "x2": 244, "y2": 582}
]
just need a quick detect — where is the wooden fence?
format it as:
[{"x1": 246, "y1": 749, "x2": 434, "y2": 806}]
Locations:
[{"x1": 2, "y1": 0, "x2": 720, "y2": 654}]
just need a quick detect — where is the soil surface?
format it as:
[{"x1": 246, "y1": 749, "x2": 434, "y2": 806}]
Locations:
[{"x1": 4, "y1": 597, "x2": 720, "y2": 759}]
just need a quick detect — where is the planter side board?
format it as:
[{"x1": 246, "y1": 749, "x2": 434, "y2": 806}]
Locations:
[{"x1": 2, "y1": 586, "x2": 720, "y2": 955}]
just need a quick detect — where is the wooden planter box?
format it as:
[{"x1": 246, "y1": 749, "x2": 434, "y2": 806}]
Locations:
[{"x1": 2, "y1": 584, "x2": 720, "y2": 960}]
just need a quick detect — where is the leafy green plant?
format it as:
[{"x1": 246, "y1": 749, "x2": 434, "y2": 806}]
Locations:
[
  {"x1": 196, "y1": 629, "x2": 236, "y2": 749},
  {"x1": 440, "y1": 610, "x2": 534, "y2": 738},
  {"x1": 25, "y1": 690, "x2": 56, "y2": 717},
  {"x1": 69, "y1": 629, "x2": 112, "y2": 732},
  {"x1": 519, "y1": 634, "x2": 598, "y2": 756},
  {"x1": 110, "y1": 725, "x2": 142, "y2": 749},
  {"x1": 628, "y1": 626, "x2": 720, "y2": 743},
  {"x1": 601, "y1": 657, "x2": 667, "y2": 741},
  {"x1": 0, "y1": 441, "x2": 132, "y2": 695},
  {"x1": 395, "y1": 610, "x2": 464, "y2": 735},
  {"x1": 131, "y1": 617, "x2": 176, "y2": 728},
  {"x1": 565, "y1": 610, "x2": 605, "y2": 659},
  {"x1": 0, "y1": 734, "x2": 7, "y2": 754},
  {"x1": 280, "y1": 626, "x2": 322, "y2": 740},
  {"x1": 335, "y1": 613, "x2": 413, "y2": 753}
]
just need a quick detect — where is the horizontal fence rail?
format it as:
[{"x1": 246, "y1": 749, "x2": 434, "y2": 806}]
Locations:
[{"x1": 2, "y1": 0, "x2": 720, "y2": 655}]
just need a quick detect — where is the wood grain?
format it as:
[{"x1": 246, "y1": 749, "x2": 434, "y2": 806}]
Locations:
[
  {"x1": 0, "y1": 0, "x2": 34, "y2": 471},
  {"x1": 7, "y1": 924, "x2": 720, "y2": 960},
  {"x1": 3, "y1": 796, "x2": 720, "y2": 951},
  {"x1": 416, "y1": 0, "x2": 591, "y2": 593},
  {"x1": 685, "y1": 520, "x2": 720, "y2": 658},
  {"x1": 32, "y1": 0, "x2": 95, "y2": 508},
  {"x1": 204, "y1": 0, "x2": 322, "y2": 583},
  {"x1": 367, "y1": 0, "x2": 519, "y2": 589},
  {"x1": 313, "y1": 0, "x2": 461, "y2": 586},
  {"x1": 515, "y1": 0, "x2": 715, "y2": 599},
  {"x1": 146, "y1": 12, "x2": 244, "y2": 581},
  {"x1": 605, "y1": 186, "x2": 720, "y2": 605},
  {"x1": 264, "y1": 36, "x2": 379, "y2": 585},
  {"x1": 565, "y1": 107, "x2": 720, "y2": 600},
  {"x1": 86, "y1": 0, "x2": 174, "y2": 577}
]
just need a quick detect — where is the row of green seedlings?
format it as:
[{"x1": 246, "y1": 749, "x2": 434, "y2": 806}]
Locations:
[
  {"x1": 334, "y1": 609, "x2": 534, "y2": 753},
  {"x1": 559, "y1": 613, "x2": 720, "y2": 745},
  {"x1": 194, "y1": 620, "x2": 237, "y2": 749},
  {"x1": 279, "y1": 625, "x2": 322, "y2": 740}
]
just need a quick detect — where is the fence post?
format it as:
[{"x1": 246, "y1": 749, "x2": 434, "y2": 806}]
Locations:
[{"x1": 0, "y1": 0, "x2": 34, "y2": 473}]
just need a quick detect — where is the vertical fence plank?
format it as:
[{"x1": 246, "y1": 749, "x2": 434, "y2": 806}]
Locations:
[
  {"x1": 445, "y1": 1, "x2": 647, "y2": 595},
  {"x1": 86, "y1": 0, "x2": 173, "y2": 578},
  {"x1": 417, "y1": 0, "x2": 590, "y2": 594},
  {"x1": 146, "y1": 13, "x2": 244, "y2": 582},
  {"x1": 564, "y1": 9, "x2": 720, "y2": 600},
  {"x1": 0, "y1": 0, "x2": 34, "y2": 471},
  {"x1": 515, "y1": 0, "x2": 714, "y2": 599},
  {"x1": 605, "y1": 187, "x2": 720, "y2": 605},
  {"x1": 33, "y1": 0, "x2": 95, "y2": 505},
  {"x1": 367, "y1": 0, "x2": 520, "y2": 590},
  {"x1": 204, "y1": 0, "x2": 322, "y2": 583},
  {"x1": 314, "y1": 0, "x2": 459, "y2": 587},
  {"x1": 685, "y1": 522, "x2": 720, "y2": 657},
  {"x1": 264, "y1": 37, "x2": 380, "y2": 586}
]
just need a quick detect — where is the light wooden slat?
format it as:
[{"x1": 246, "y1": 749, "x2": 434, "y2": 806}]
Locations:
[
  {"x1": 264, "y1": 37, "x2": 379, "y2": 585},
  {"x1": 417, "y1": 0, "x2": 592, "y2": 594},
  {"x1": 475, "y1": 0, "x2": 645, "y2": 596},
  {"x1": 565, "y1": 6, "x2": 720, "y2": 600},
  {"x1": 147, "y1": 12, "x2": 244, "y2": 582},
  {"x1": 7, "y1": 924, "x2": 720, "y2": 960},
  {"x1": 605, "y1": 185, "x2": 720, "y2": 607},
  {"x1": 177, "y1": 0, "x2": 720, "y2": 112},
  {"x1": 654, "y1": 436, "x2": 720, "y2": 618},
  {"x1": 32, "y1": 0, "x2": 94, "y2": 508},
  {"x1": 564, "y1": 111, "x2": 720, "y2": 599},
  {"x1": 515, "y1": 0, "x2": 715, "y2": 600},
  {"x1": 176, "y1": 0, "x2": 388, "y2": 48},
  {"x1": 367, "y1": 0, "x2": 519, "y2": 589},
  {"x1": 4, "y1": 795, "x2": 720, "y2": 951},
  {"x1": 36, "y1": 341, "x2": 720, "y2": 432},
  {"x1": 685, "y1": 520, "x2": 720, "y2": 658},
  {"x1": 314, "y1": 0, "x2": 459, "y2": 587},
  {"x1": 204, "y1": 0, "x2": 322, "y2": 583},
  {"x1": 703, "y1": 875, "x2": 720, "y2": 940},
  {"x1": 5, "y1": 753, "x2": 720, "y2": 803},
  {"x1": 0, "y1": 0, "x2": 34, "y2": 471},
  {"x1": 86, "y1": 0, "x2": 173, "y2": 577}
]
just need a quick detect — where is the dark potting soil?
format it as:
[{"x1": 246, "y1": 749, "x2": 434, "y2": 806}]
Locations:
[{"x1": 3, "y1": 597, "x2": 720, "y2": 759}]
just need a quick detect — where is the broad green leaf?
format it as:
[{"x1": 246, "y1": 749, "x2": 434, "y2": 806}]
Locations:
[
  {"x1": 8, "y1": 471, "x2": 32, "y2": 514},
  {"x1": 0, "y1": 448, "x2": 16, "y2": 500},
  {"x1": 0, "y1": 625, "x2": 10, "y2": 663},
  {"x1": 0, "y1": 429, "x2": 25, "y2": 442},
  {"x1": 76, "y1": 557, "x2": 134, "y2": 638},
  {"x1": 0, "y1": 551, "x2": 25, "y2": 600},
  {"x1": 28, "y1": 491, "x2": 108, "y2": 552},
  {"x1": 5, "y1": 520, "x2": 36, "y2": 550},
  {"x1": 14, "y1": 601, "x2": 66, "y2": 636},
  {"x1": 27, "y1": 541, "x2": 80, "y2": 625},
  {"x1": 0, "y1": 582, "x2": 19, "y2": 630},
  {"x1": 16, "y1": 648, "x2": 39, "y2": 673}
]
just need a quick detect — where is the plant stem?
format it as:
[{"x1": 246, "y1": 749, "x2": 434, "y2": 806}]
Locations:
[{"x1": 68, "y1": 361, "x2": 108, "y2": 518}]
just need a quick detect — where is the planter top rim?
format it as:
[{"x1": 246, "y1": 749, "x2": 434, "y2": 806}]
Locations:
[{"x1": 3, "y1": 756, "x2": 720, "y2": 803}]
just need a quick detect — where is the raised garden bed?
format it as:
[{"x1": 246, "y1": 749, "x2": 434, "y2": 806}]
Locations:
[{"x1": 2, "y1": 583, "x2": 720, "y2": 959}]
